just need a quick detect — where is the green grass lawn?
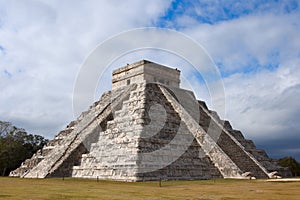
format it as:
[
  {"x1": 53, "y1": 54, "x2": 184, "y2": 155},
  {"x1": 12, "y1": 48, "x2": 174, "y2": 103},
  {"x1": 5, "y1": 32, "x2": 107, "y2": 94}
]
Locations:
[{"x1": 0, "y1": 177, "x2": 299, "y2": 200}]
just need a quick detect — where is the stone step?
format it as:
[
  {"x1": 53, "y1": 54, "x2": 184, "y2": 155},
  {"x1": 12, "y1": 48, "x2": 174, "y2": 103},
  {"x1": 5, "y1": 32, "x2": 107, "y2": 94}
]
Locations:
[
  {"x1": 21, "y1": 85, "x2": 135, "y2": 178},
  {"x1": 159, "y1": 85, "x2": 244, "y2": 178},
  {"x1": 166, "y1": 87, "x2": 199, "y2": 121},
  {"x1": 197, "y1": 103, "x2": 269, "y2": 178}
]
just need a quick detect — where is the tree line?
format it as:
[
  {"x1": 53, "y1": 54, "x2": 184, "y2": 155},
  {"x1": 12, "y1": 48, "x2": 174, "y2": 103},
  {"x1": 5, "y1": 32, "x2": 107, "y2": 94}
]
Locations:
[
  {"x1": 0, "y1": 121, "x2": 48, "y2": 176},
  {"x1": 278, "y1": 157, "x2": 300, "y2": 177}
]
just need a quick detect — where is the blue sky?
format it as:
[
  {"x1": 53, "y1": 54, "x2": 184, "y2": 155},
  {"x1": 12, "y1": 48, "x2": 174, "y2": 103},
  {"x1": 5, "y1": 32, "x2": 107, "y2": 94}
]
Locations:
[
  {"x1": 0, "y1": 0, "x2": 299, "y2": 161},
  {"x1": 159, "y1": 0, "x2": 299, "y2": 25},
  {"x1": 158, "y1": 0, "x2": 299, "y2": 75}
]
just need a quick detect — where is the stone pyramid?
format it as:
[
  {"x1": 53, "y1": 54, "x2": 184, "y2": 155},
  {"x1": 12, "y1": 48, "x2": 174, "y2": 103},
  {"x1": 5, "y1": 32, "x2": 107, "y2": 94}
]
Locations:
[{"x1": 10, "y1": 60, "x2": 290, "y2": 181}]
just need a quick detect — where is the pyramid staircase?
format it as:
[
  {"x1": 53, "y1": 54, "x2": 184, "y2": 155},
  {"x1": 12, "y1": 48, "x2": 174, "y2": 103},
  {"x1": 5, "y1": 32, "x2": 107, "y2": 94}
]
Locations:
[{"x1": 10, "y1": 82, "x2": 290, "y2": 180}]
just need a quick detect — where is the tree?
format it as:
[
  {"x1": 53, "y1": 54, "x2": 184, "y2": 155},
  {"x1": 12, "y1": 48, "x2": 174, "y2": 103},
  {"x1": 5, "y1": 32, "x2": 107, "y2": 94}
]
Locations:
[
  {"x1": 278, "y1": 157, "x2": 300, "y2": 177},
  {"x1": 0, "y1": 121, "x2": 48, "y2": 176}
]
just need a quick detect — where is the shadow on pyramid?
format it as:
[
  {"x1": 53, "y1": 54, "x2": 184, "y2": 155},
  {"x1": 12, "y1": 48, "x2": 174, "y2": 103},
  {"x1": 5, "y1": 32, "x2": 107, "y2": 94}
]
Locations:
[{"x1": 10, "y1": 60, "x2": 291, "y2": 181}]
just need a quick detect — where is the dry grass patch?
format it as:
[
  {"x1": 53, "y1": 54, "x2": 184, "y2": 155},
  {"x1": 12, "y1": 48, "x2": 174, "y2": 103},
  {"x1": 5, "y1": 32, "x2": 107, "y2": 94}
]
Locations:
[{"x1": 0, "y1": 177, "x2": 299, "y2": 200}]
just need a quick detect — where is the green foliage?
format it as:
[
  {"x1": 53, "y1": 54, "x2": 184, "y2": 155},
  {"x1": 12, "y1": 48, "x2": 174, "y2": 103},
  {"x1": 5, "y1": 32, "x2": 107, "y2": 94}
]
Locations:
[
  {"x1": 0, "y1": 121, "x2": 48, "y2": 176},
  {"x1": 278, "y1": 157, "x2": 300, "y2": 176}
]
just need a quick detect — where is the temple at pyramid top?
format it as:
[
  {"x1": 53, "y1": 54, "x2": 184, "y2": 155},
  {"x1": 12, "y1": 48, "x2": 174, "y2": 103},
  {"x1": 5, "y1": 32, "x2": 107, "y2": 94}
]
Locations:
[{"x1": 112, "y1": 60, "x2": 181, "y2": 90}]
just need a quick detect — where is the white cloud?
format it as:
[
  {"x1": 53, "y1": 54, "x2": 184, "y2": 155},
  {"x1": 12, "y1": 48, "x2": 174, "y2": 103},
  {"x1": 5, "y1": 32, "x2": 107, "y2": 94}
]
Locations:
[
  {"x1": 224, "y1": 59, "x2": 300, "y2": 139},
  {"x1": 173, "y1": 5, "x2": 300, "y2": 159},
  {"x1": 0, "y1": 0, "x2": 171, "y2": 138},
  {"x1": 0, "y1": 0, "x2": 299, "y2": 160},
  {"x1": 184, "y1": 11, "x2": 300, "y2": 72}
]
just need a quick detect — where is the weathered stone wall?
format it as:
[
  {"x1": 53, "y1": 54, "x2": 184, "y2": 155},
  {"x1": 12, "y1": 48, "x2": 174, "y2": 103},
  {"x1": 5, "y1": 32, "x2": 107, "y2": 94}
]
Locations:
[
  {"x1": 143, "y1": 62, "x2": 180, "y2": 87},
  {"x1": 197, "y1": 101, "x2": 269, "y2": 178},
  {"x1": 160, "y1": 85, "x2": 244, "y2": 178},
  {"x1": 197, "y1": 100, "x2": 292, "y2": 178},
  {"x1": 222, "y1": 121, "x2": 292, "y2": 177},
  {"x1": 11, "y1": 60, "x2": 290, "y2": 180},
  {"x1": 72, "y1": 83, "x2": 144, "y2": 181},
  {"x1": 73, "y1": 83, "x2": 223, "y2": 181},
  {"x1": 135, "y1": 84, "x2": 222, "y2": 180},
  {"x1": 10, "y1": 85, "x2": 135, "y2": 178},
  {"x1": 112, "y1": 60, "x2": 180, "y2": 90}
]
